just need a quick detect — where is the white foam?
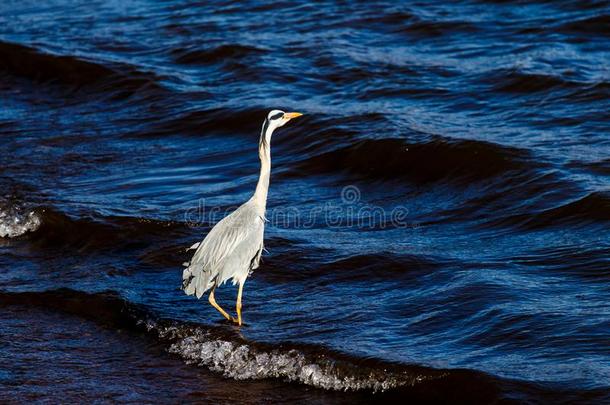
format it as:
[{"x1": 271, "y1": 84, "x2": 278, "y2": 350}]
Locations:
[
  {"x1": 0, "y1": 205, "x2": 41, "y2": 238},
  {"x1": 143, "y1": 320, "x2": 434, "y2": 392}
]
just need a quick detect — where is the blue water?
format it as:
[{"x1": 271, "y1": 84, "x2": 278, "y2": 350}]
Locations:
[{"x1": 0, "y1": 1, "x2": 609, "y2": 403}]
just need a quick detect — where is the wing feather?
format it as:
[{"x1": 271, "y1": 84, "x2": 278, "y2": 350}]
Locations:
[{"x1": 182, "y1": 202, "x2": 264, "y2": 298}]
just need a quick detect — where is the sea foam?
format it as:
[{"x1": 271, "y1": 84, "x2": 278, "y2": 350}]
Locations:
[
  {"x1": 0, "y1": 205, "x2": 41, "y2": 238},
  {"x1": 142, "y1": 320, "x2": 439, "y2": 392}
]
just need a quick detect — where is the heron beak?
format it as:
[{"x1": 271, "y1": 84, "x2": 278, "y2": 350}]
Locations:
[{"x1": 284, "y1": 112, "x2": 303, "y2": 120}]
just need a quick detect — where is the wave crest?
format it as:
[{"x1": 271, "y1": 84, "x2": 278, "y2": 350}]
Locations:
[
  {"x1": 0, "y1": 288, "x2": 439, "y2": 393},
  {"x1": 145, "y1": 320, "x2": 440, "y2": 392},
  {"x1": 0, "y1": 204, "x2": 41, "y2": 238},
  {"x1": 1, "y1": 289, "x2": 588, "y2": 401}
]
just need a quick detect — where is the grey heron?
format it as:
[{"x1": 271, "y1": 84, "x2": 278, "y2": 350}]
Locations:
[{"x1": 182, "y1": 110, "x2": 303, "y2": 325}]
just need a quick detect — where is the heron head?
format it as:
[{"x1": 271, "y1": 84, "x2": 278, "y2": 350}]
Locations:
[{"x1": 266, "y1": 110, "x2": 303, "y2": 129}]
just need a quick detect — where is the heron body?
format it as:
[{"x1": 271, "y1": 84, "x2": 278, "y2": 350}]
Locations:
[{"x1": 182, "y1": 110, "x2": 302, "y2": 325}]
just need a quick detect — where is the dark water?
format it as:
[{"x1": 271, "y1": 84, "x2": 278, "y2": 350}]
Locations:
[{"x1": 1, "y1": 0, "x2": 609, "y2": 403}]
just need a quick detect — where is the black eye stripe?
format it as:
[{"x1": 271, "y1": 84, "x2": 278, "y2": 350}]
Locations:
[{"x1": 270, "y1": 112, "x2": 284, "y2": 120}]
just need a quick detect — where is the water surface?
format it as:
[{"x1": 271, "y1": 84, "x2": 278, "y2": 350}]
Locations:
[{"x1": 1, "y1": 0, "x2": 609, "y2": 403}]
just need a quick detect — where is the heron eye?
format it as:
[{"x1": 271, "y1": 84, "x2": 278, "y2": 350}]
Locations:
[{"x1": 270, "y1": 112, "x2": 284, "y2": 120}]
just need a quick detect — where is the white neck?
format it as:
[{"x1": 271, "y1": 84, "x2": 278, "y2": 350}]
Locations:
[{"x1": 252, "y1": 120, "x2": 273, "y2": 209}]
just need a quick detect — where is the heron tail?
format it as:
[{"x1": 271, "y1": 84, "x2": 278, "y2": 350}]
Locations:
[{"x1": 182, "y1": 264, "x2": 214, "y2": 299}]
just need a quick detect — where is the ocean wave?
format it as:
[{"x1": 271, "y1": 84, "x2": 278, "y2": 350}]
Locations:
[
  {"x1": 12, "y1": 206, "x2": 187, "y2": 252},
  {"x1": 484, "y1": 191, "x2": 610, "y2": 230},
  {"x1": 557, "y1": 14, "x2": 610, "y2": 36},
  {"x1": 0, "y1": 41, "x2": 161, "y2": 95},
  {"x1": 258, "y1": 252, "x2": 449, "y2": 285},
  {"x1": 564, "y1": 81, "x2": 610, "y2": 103},
  {"x1": 0, "y1": 288, "x2": 476, "y2": 393},
  {"x1": 344, "y1": 12, "x2": 478, "y2": 37},
  {"x1": 2, "y1": 289, "x2": 606, "y2": 402},
  {"x1": 511, "y1": 245, "x2": 610, "y2": 281},
  {"x1": 488, "y1": 68, "x2": 577, "y2": 94},
  {"x1": 346, "y1": 11, "x2": 417, "y2": 28},
  {"x1": 567, "y1": 158, "x2": 610, "y2": 175},
  {"x1": 290, "y1": 137, "x2": 532, "y2": 184},
  {"x1": 159, "y1": 323, "x2": 438, "y2": 392},
  {"x1": 150, "y1": 107, "x2": 265, "y2": 137},
  {"x1": 398, "y1": 19, "x2": 479, "y2": 37}
]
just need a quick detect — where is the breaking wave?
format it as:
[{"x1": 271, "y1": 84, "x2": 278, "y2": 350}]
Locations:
[
  {"x1": 3, "y1": 289, "x2": 603, "y2": 402},
  {"x1": 0, "y1": 288, "x2": 484, "y2": 394},
  {"x1": 3, "y1": 205, "x2": 188, "y2": 253},
  {"x1": 0, "y1": 203, "x2": 41, "y2": 238},
  {"x1": 151, "y1": 321, "x2": 442, "y2": 392}
]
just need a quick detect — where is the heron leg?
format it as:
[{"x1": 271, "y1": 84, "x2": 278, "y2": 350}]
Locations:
[
  {"x1": 235, "y1": 282, "x2": 244, "y2": 326},
  {"x1": 208, "y1": 286, "x2": 232, "y2": 321}
]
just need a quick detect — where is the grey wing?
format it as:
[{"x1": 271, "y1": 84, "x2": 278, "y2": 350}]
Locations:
[
  {"x1": 215, "y1": 221, "x2": 264, "y2": 287},
  {"x1": 182, "y1": 203, "x2": 264, "y2": 298}
]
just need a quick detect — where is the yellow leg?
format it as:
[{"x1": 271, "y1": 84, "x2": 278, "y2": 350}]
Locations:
[
  {"x1": 235, "y1": 282, "x2": 244, "y2": 326},
  {"x1": 208, "y1": 286, "x2": 231, "y2": 321}
]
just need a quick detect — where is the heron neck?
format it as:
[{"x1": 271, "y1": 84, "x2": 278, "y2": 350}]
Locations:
[{"x1": 253, "y1": 122, "x2": 272, "y2": 209}]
